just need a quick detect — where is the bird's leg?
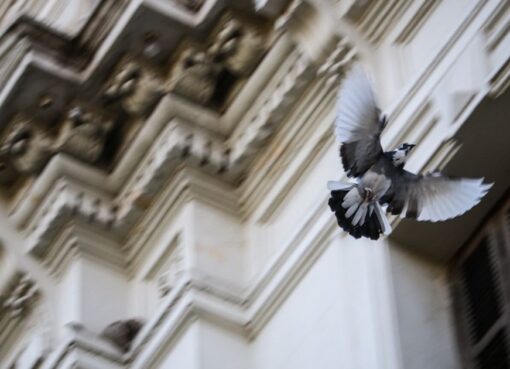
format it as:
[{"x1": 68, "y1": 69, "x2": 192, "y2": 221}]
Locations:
[{"x1": 363, "y1": 187, "x2": 374, "y2": 202}]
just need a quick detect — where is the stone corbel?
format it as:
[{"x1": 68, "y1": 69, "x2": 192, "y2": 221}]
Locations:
[
  {"x1": 208, "y1": 16, "x2": 266, "y2": 77},
  {"x1": 104, "y1": 56, "x2": 166, "y2": 117},
  {"x1": 0, "y1": 116, "x2": 55, "y2": 179},
  {"x1": 167, "y1": 45, "x2": 220, "y2": 105},
  {"x1": 55, "y1": 105, "x2": 115, "y2": 164},
  {"x1": 167, "y1": 13, "x2": 269, "y2": 107}
]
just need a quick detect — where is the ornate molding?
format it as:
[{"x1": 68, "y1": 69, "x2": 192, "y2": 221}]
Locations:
[
  {"x1": 483, "y1": 0, "x2": 509, "y2": 51},
  {"x1": 228, "y1": 51, "x2": 313, "y2": 174},
  {"x1": 392, "y1": 0, "x2": 440, "y2": 44},
  {"x1": 9, "y1": 29, "x2": 317, "y2": 263},
  {"x1": 126, "y1": 204, "x2": 337, "y2": 368},
  {"x1": 27, "y1": 179, "x2": 117, "y2": 257},
  {"x1": 1, "y1": 273, "x2": 38, "y2": 319},
  {"x1": 0, "y1": 6, "x2": 277, "y2": 199},
  {"x1": 38, "y1": 323, "x2": 126, "y2": 369},
  {"x1": 342, "y1": 0, "x2": 411, "y2": 44},
  {"x1": 489, "y1": 58, "x2": 510, "y2": 98},
  {"x1": 115, "y1": 118, "x2": 228, "y2": 222}
]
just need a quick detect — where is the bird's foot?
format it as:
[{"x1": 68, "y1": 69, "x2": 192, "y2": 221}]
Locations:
[{"x1": 363, "y1": 187, "x2": 374, "y2": 202}]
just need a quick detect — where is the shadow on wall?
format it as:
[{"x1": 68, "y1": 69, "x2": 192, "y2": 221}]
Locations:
[{"x1": 391, "y1": 88, "x2": 510, "y2": 261}]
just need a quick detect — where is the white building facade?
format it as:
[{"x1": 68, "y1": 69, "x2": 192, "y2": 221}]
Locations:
[{"x1": 0, "y1": 1, "x2": 509, "y2": 368}]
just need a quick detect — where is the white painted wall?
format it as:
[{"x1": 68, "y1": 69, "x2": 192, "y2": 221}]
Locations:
[
  {"x1": 158, "y1": 322, "x2": 200, "y2": 369},
  {"x1": 57, "y1": 258, "x2": 130, "y2": 334},
  {"x1": 198, "y1": 321, "x2": 250, "y2": 369},
  {"x1": 251, "y1": 236, "x2": 401, "y2": 369},
  {"x1": 388, "y1": 243, "x2": 461, "y2": 369}
]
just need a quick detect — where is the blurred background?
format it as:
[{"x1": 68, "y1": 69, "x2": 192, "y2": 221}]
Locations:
[{"x1": 0, "y1": 0, "x2": 509, "y2": 368}]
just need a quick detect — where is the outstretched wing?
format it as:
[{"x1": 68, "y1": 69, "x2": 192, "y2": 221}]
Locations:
[
  {"x1": 385, "y1": 171, "x2": 492, "y2": 222},
  {"x1": 335, "y1": 67, "x2": 384, "y2": 177}
]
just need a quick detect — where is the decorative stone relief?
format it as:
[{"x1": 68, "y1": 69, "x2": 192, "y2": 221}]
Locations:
[
  {"x1": 0, "y1": 103, "x2": 119, "y2": 187},
  {"x1": 208, "y1": 17, "x2": 265, "y2": 77},
  {"x1": 0, "y1": 117, "x2": 55, "y2": 177},
  {"x1": 115, "y1": 121, "x2": 228, "y2": 222},
  {"x1": 55, "y1": 105, "x2": 114, "y2": 164},
  {"x1": 27, "y1": 179, "x2": 118, "y2": 255},
  {"x1": 167, "y1": 47, "x2": 220, "y2": 105},
  {"x1": 3, "y1": 274, "x2": 38, "y2": 318},
  {"x1": 167, "y1": 14, "x2": 267, "y2": 107},
  {"x1": 104, "y1": 57, "x2": 165, "y2": 117}
]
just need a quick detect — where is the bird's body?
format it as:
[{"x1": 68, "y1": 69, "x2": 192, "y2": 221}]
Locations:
[{"x1": 328, "y1": 67, "x2": 492, "y2": 240}]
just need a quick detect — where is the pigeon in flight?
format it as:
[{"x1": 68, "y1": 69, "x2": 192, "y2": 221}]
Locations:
[{"x1": 328, "y1": 67, "x2": 492, "y2": 240}]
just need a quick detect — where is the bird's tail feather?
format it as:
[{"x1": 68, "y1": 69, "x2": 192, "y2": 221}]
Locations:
[{"x1": 328, "y1": 186, "x2": 390, "y2": 240}]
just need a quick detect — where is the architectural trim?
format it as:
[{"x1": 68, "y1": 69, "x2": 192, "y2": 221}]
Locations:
[
  {"x1": 384, "y1": 0, "x2": 495, "y2": 135},
  {"x1": 391, "y1": 0, "x2": 440, "y2": 44}
]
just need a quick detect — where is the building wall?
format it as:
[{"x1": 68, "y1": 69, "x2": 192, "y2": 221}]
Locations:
[
  {"x1": 251, "y1": 236, "x2": 399, "y2": 369},
  {"x1": 389, "y1": 244, "x2": 460, "y2": 369},
  {"x1": 0, "y1": 0, "x2": 508, "y2": 368}
]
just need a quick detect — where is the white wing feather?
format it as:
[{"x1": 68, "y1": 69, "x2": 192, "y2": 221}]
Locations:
[
  {"x1": 414, "y1": 177, "x2": 492, "y2": 222},
  {"x1": 327, "y1": 181, "x2": 354, "y2": 191},
  {"x1": 335, "y1": 67, "x2": 379, "y2": 143},
  {"x1": 374, "y1": 202, "x2": 392, "y2": 235}
]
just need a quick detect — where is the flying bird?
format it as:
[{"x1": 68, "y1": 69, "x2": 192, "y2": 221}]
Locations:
[{"x1": 328, "y1": 67, "x2": 492, "y2": 240}]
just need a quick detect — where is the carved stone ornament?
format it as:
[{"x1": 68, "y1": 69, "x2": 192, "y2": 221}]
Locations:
[
  {"x1": 168, "y1": 47, "x2": 220, "y2": 105},
  {"x1": 208, "y1": 17, "x2": 265, "y2": 77},
  {"x1": 55, "y1": 105, "x2": 114, "y2": 163},
  {"x1": 0, "y1": 117, "x2": 55, "y2": 178},
  {"x1": 167, "y1": 16, "x2": 266, "y2": 106},
  {"x1": 3, "y1": 274, "x2": 38, "y2": 318},
  {"x1": 104, "y1": 57, "x2": 165, "y2": 117}
]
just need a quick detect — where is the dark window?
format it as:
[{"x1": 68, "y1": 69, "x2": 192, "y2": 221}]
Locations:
[
  {"x1": 477, "y1": 330, "x2": 510, "y2": 369},
  {"x1": 461, "y1": 236, "x2": 502, "y2": 342},
  {"x1": 451, "y1": 195, "x2": 510, "y2": 369}
]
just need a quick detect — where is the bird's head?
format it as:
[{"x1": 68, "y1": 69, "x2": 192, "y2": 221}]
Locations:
[{"x1": 391, "y1": 143, "x2": 416, "y2": 166}]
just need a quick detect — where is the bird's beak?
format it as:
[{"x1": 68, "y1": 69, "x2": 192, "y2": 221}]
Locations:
[{"x1": 408, "y1": 144, "x2": 416, "y2": 151}]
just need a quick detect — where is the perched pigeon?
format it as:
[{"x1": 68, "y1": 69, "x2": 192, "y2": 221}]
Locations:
[{"x1": 328, "y1": 67, "x2": 492, "y2": 240}]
